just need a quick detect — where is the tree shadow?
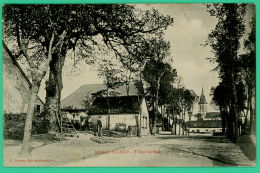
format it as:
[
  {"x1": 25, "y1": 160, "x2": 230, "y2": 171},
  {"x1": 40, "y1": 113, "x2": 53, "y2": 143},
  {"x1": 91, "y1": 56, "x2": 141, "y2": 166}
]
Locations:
[
  {"x1": 29, "y1": 133, "x2": 69, "y2": 153},
  {"x1": 165, "y1": 145, "x2": 238, "y2": 167},
  {"x1": 157, "y1": 135, "x2": 231, "y2": 143},
  {"x1": 188, "y1": 150, "x2": 238, "y2": 167},
  {"x1": 29, "y1": 141, "x2": 50, "y2": 153},
  {"x1": 236, "y1": 135, "x2": 256, "y2": 161}
]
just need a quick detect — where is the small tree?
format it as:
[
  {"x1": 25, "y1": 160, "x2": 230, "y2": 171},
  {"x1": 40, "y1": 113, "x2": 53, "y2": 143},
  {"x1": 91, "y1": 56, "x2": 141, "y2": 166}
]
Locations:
[
  {"x1": 95, "y1": 57, "x2": 124, "y2": 130},
  {"x1": 143, "y1": 60, "x2": 173, "y2": 135},
  {"x1": 2, "y1": 15, "x2": 66, "y2": 156}
]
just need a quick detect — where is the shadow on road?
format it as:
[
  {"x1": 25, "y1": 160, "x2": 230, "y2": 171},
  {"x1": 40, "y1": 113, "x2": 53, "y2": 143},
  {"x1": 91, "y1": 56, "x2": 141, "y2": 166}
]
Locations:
[
  {"x1": 188, "y1": 149, "x2": 238, "y2": 167},
  {"x1": 29, "y1": 133, "x2": 69, "y2": 153},
  {"x1": 157, "y1": 135, "x2": 231, "y2": 143},
  {"x1": 236, "y1": 135, "x2": 256, "y2": 161}
]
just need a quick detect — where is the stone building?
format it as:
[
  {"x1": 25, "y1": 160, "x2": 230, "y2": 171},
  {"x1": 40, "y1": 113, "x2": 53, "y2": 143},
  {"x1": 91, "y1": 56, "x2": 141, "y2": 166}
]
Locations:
[
  {"x1": 2, "y1": 43, "x2": 44, "y2": 114},
  {"x1": 198, "y1": 87, "x2": 208, "y2": 118},
  {"x1": 34, "y1": 96, "x2": 45, "y2": 115},
  {"x1": 2, "y1": 43, "x2": 31, "y2": 114},
  {"x1": 187, "y1": 87, "x2": 222, "y2": 133},
  {"x1": 61, "y1": 83, "x2": 150, "y2": 136}
]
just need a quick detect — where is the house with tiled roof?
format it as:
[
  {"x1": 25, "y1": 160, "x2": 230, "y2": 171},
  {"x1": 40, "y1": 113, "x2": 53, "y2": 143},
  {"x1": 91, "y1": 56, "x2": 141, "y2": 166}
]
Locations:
[
  {"x1": 61, "y1": 83, "x2": 150, "y2": 136},
  {"x1": 188, "y1": 120, "x2": 222, "y2": 133},
  {"x1": 204, "y1": 112, "x2": 221, "y2": 120}
]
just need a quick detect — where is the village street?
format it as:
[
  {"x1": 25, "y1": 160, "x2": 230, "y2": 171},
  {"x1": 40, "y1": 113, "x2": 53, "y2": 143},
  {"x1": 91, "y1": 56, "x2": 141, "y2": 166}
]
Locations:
[{"x1": 3, "y1": 132, "x2": 255, "y2": 167}]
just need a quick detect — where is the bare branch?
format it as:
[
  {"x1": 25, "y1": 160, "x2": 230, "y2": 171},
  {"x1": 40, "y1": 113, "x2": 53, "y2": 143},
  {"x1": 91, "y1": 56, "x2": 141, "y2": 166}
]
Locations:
[
  {"x1": 16, "y1": 23, "x2": 36, "y2": 69},
  {"x1": 40, "y1": 30, "x2": 55, "y2": 79}
]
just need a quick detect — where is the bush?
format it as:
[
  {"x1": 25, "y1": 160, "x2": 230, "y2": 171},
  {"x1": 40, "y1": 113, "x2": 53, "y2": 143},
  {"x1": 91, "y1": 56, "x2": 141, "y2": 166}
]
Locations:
[
  {"x1": 32, "y1": 111, "x2": 49, "y2": 134},
  {"x1": 3, "y1": 113, "x2": 26, "y2": 140},
  {"x1": 3, "y1": 112, "x2": 49, "y2": 140}
]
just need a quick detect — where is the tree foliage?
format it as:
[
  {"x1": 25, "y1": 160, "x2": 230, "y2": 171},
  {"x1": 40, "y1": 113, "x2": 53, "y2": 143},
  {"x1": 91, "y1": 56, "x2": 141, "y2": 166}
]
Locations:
[
  {"x1": 3, "y1": 4, "x2": 174, "y2": 154},
  {"x1": 205, "y1": 3, "x2": 249, "y2": 141}
]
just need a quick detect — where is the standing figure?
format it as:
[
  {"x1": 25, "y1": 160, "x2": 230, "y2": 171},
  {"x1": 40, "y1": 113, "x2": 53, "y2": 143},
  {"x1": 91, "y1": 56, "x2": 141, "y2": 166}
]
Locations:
[
  {"x1": 80, "y1": 116, "x2": 85, "y2": 131},
  {"x1": 97, "y1": 116, "x2": 103, "y2": 137}
]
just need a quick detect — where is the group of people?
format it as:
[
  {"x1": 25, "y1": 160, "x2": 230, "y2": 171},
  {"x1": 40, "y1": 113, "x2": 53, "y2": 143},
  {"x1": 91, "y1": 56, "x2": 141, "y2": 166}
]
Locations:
[{"x1": 66, "y1": 112, "x2": 103, "y2": 136}]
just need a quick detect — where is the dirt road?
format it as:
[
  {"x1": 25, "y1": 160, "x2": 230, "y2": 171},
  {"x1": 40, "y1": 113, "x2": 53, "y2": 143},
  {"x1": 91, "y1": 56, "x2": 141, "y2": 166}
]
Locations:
[{"x1": 3, "y1": 132, "x2": 256, "y2": 167}]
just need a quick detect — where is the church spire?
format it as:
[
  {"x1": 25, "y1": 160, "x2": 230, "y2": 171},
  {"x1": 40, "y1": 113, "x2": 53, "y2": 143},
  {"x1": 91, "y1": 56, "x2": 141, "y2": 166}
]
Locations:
[{"x1": 198, "y1": 86, "x2": 207, "y2": 104}]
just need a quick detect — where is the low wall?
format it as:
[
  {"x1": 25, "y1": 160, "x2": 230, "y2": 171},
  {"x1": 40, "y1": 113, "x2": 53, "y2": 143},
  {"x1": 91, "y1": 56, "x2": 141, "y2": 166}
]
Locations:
[
  {"x1": 90, "y1": 114, "x2": 137, "y2": 130},
  {"x1": 189, "y1": 128, "x2": 222, "y2": 133}
]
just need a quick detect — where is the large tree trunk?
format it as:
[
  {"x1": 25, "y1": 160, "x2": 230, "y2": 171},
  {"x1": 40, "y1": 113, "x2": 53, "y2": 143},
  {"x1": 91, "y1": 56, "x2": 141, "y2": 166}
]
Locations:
[
  {"x1": 231, "y1": 72, "x2": 239, "y2": 143},
  {"x1": 161, "y1": 106, "x2": 164, "y2": 131},
  {"x1": 45, "y1": 81, "x2": 61, "y2": 134},
  {"x1": 175, "y1": 115, "x2": 177, "y2": 135},
  {"x1": 220, "y1": 110, "x2": 227, "y2": 135},
  {"x1": 248, "y1": 79, "x2": 254, "y2": 135},
  {"x1": 151, "y1": 98, "x2": 156, "y2": 135},
  {"x1": 106, "y1": 85, "x2": 110, "y2": 131},
  {"x1": 171, "y1": 116, "x2": 175, "y2": 135},
  {"x1": 152, "y1": 83, "x2": 160, "y2": 135},
  {"x1": 226, "y1": 105, "x2": 232, "y2": 138},
  {"x1": 168, "y1": 113, "x2": 170, "y2": 131},
  {"x1": 45, "y1": 53, "x2": 65, "y2": 134},
  {"x1": 152, "y1": 73, "x2": 164, "y2": 135},
  {"x1": 19, "y1": 84, "x2": 40, "y2": 156},
  {"x1": 249, "y1": 97, "x2": 253, "y2": 135}
]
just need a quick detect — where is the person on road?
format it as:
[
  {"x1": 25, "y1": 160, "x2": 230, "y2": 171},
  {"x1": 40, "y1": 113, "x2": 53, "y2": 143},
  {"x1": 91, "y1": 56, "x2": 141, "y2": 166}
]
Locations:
[{"x1": 97, "y1": 116, "x2": 103, "y2": 137}]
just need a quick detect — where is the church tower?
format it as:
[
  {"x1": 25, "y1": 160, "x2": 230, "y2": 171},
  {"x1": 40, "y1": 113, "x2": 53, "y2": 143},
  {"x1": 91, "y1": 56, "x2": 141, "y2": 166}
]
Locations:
[{"x1": 198, "y1": 86, "x2": 207, "y2": 119}]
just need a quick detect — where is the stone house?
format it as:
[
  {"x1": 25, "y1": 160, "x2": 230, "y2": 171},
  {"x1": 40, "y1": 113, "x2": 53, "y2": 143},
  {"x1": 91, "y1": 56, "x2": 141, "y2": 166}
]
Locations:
[
  {"x1": 2, "y1": 43, "x2": 44, "y2": 114},
  {"x1": 34, "y1": 96, "x2": 45, "y2": 115},
  {"x1": 61, "y1": 83, "x2": 150, "y2": 136},
  {"x1": 204, "y1": 112, "x2": 221, "y2": 120},
  {"x1": 60, "y1": 84, "x2": 105, "y2": 121},
  {"x1": 188, "y1": 120, "x2": 222, "y2": 133}
]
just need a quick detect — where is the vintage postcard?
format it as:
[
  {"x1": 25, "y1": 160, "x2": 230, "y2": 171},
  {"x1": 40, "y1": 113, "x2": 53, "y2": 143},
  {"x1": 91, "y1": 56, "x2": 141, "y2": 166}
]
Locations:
[{"x1": 2, "y1": 3, "x2": 256, "y2": 167}]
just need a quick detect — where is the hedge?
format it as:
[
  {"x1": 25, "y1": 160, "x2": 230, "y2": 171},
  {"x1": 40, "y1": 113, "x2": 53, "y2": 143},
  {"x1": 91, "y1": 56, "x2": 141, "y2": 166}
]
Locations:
[{"x1": 3, "y1": 112, "x2": 49, "y2": 140}]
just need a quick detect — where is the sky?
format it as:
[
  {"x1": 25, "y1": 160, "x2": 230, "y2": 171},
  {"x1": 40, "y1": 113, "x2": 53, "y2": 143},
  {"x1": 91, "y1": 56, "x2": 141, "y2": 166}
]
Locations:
[{"x1": 36, "y1": 3, "x2": 255, "y2": 112}]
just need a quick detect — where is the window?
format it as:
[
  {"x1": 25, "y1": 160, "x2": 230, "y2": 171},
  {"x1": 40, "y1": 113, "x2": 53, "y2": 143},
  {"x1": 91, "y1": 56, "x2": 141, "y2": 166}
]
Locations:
[
  {"x1": 34, "y1": 105, "x2": 41, "y2": 114},
  {"x1": 142, "y1": 117, "x2": 147, "y2": 128},
  {"x1": 37, "y1": 105, "x2": 40, "y2": 114},
  {"x1": 197, "y1": 129, "x2": 200, "y2": 132}
]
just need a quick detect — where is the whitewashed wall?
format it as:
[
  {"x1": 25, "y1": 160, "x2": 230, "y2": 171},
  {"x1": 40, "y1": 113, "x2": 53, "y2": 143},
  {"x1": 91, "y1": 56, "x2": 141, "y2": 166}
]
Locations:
[
  {"x1": 2, "y1": 48, "x2": 31, "y2": 114},
  {"x1": 140, "y1": 98, "x2": 150, "y2": 136},
  {"x1": 189, "y1": 128, "x2": 222, "y2": 133},
  {"x1": 91, "y1": 114, "x2": 136, "y2": 130}
]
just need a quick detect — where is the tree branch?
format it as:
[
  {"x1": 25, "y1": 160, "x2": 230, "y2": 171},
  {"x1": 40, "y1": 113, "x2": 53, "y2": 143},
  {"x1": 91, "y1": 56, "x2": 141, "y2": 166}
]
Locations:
[{"x1": 16, "y1": 22, "x2": 36, "y2": 69}]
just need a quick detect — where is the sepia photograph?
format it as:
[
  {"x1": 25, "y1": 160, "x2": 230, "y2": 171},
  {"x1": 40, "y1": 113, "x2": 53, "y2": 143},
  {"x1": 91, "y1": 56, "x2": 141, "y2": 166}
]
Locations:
[{"x1": 1, "y1": 3, "x2": 256, "y2": 167}]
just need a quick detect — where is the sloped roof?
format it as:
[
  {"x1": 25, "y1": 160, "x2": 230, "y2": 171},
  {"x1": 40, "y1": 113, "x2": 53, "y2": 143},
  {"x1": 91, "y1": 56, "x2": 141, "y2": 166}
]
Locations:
[
  {"x1": 205, "y1": 112, "x2": 221, "y2": 119},
  {"x1": 188, "y1": 120, "x2": 222, "y2": 128},
  {"x1": 61, "y1": 83, "x2": 138, "y2": 110},
  {"x1": 89, "y1": 95, "x2": 140, "y2": 115},
  {"x1": 36, "y1": 96, "x2": 45, "y2": 105},
  {"x1": 189, "y1": 90, "x2": 196, "y2": 97},
  {"x1": 198, "y1": 87, "x2": 207, "y2": 104}
]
